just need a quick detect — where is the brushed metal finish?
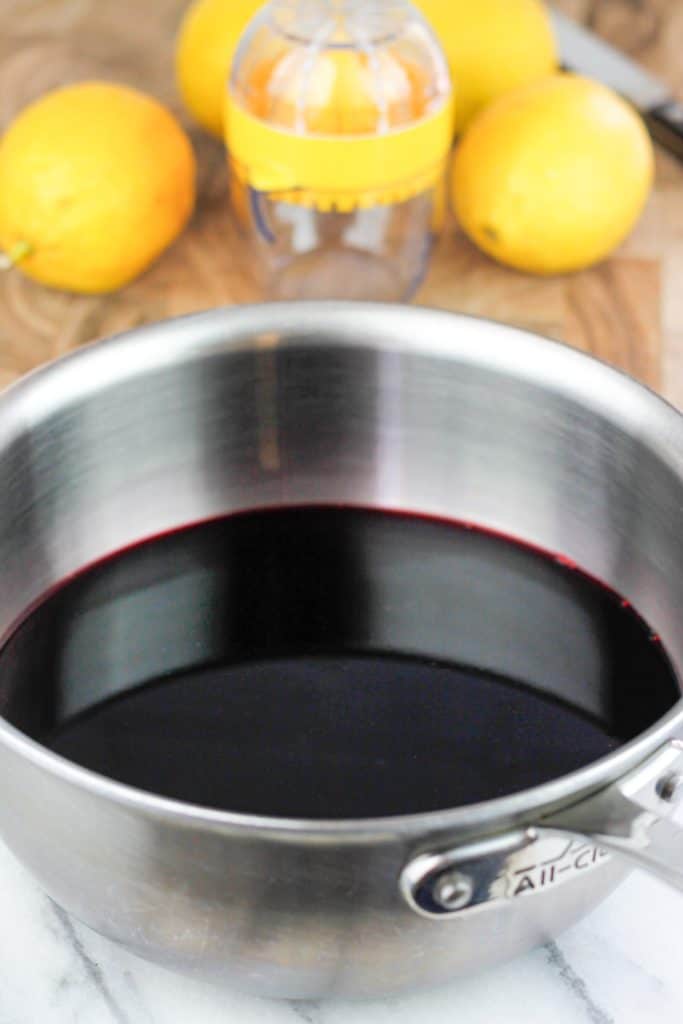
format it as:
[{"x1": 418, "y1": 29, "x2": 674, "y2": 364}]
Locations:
[
  {"x1": 549, "y1": 740, "x2": 683, "y2": 892},
  {"x1": 402, "y1": 742, "x2": 683, "y2": 922},
  {"x1": 0, "y1": 303, "x2": 680, "y2": 997}
]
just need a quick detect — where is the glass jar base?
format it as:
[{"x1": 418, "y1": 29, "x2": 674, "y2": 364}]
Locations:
[{"x1": 270, "y1": 246, "x2": 407, "y2": 301}]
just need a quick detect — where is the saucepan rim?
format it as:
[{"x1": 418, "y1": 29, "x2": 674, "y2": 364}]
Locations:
[{"x1": 0, "y1": 301, "x2": 680, "y2": 838}]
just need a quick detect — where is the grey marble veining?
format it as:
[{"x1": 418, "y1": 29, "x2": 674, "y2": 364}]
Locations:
[{"x1": 0, "y1": 838, "x2": 680, "y2": 1023}]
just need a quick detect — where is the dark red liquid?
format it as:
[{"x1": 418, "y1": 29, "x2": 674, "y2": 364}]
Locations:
[{"x1": 0, "y1": 507, "x2": 677, "y2": 818}]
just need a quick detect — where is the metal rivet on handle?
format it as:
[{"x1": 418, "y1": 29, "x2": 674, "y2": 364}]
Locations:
[
  {"x1": 431, "y1": 870, "x2": 474, "y2": 911},
  {"x1": 656, "y1": 773, "x2": 683, "y2": 803}
]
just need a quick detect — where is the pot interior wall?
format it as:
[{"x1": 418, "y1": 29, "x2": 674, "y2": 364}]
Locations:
[{"x1": 0, "y1": 306, "x2": 679, "y2": 814}]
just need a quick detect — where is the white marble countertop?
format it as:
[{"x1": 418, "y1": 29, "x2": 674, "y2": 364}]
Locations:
[{"x1": 1, "y1": 840, "x2": 680, "y2": 1024}]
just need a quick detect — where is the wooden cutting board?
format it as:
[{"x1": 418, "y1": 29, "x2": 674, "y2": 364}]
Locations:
[{"x1": 0, "y1": 0, "x2": 681, "y2": 405}]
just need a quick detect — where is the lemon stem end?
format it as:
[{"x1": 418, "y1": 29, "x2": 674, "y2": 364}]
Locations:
[{"x1": 0, "y1": 241, "x2": 33, "y2": 270}]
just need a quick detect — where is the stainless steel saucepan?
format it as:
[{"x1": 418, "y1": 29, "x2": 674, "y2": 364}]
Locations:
[{"x1": 0, "y1": 303, "x2": 681, "y2": 999}]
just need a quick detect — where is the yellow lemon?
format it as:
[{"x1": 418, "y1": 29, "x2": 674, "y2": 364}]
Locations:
[
  {"x1": 0, "y1": 82, "x2": 196, "y2": 294},
  {"x1": 416, "y1": 0, "x2": 557, "y2": 133},
  {"x1": 452, "y1": 74, "x2": 654, "y2": 275},
  {"x1": 176, "y1": 0, "x2": 263, "y2": 137}
]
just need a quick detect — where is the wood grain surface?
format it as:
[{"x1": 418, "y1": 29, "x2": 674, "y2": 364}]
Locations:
[{"x1": 0, "y1": 0, "x2": 681, "y2": 403}]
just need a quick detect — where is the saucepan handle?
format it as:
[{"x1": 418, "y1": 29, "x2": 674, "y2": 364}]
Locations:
[
  {"x1": 400, "y1": 740, "x2": 683, "y2": 917},
  {"x1": 545, "y1": 738, "x2": 683, "y2": 892}
]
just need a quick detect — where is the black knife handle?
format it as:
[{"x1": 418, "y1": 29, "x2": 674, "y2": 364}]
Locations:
[{"x1": 646, "y1": 100, "x2": 683, "y2": 162}]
